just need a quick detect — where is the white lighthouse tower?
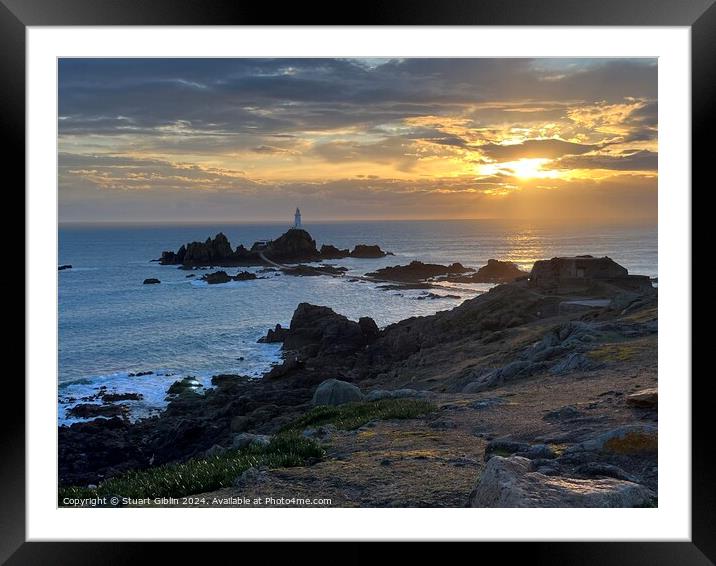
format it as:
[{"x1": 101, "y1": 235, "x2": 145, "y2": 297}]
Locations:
[{"x1": 294, "y1": 207, "x2": 302, "y2": 229}]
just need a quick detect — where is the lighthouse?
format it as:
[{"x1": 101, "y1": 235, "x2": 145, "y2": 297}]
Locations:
[{"x1": 294, "y1": 207, "x2": 302, "y2": 229}]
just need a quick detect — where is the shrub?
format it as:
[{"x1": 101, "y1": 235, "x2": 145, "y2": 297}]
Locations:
[
  {"x1": 58, "y1": 432, "x2": 324, "y2": 504},
  {"x1": 282, "y1": 398, "x2": 436, "y2": 432}
]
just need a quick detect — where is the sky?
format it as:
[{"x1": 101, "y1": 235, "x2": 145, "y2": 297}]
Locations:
[{"x1": 58, "y1": 58, "x2": 657, "y2": 224}]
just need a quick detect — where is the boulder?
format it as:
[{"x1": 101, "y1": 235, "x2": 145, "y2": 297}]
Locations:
[
  {"x1": 312, "y1": 379, "x2": 363, "y2": 406},
  {"x1": 469, "y1": 455, "x2": 654, "y2": 507},
  {"x1": 143, "y1": 278, "x2": 161, "y2": 285},
  {"x1": 626, "y1": 388, "x2": 658, "y2": 408},
  {"x1": 567, "y1": 425, "x2": 657, "y2": 455}
]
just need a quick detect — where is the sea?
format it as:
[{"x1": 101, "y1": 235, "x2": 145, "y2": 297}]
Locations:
[{"x1": 58, "y1": 219, "x2": 657, "y2": 425}]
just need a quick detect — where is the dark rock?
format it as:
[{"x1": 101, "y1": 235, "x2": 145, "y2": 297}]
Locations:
[
  {"x1": 320, "y1": 244, "x2": 350, "y2": 259},
  {"x1": 201, "y1": 270, "x2": 232, "y2": 284},
  {"x1": 258, "y1": 323, "x2": 289, "y2": 343},
  {"x1": 283, "y1": 264, "x2": 347, "y2": 277},
  {"x1": 128, "y1": 371, "x2": 153, "y2": 377},
  {"x1": 367, "y1": 260, "x2": 472, "y2": 282},
  {"x1": 484, "y1": 439, "x2": 531, "y2": 461},
  {"x1": 233, "y1": 271, "x2": 258, "y2": 281},
  {"x1": 58, "y1": 264, "x2": 73, "y2": 271},
  {"x1": 166, "y1": 377, "x2": 203, "y2": 395},
  {"x1": 262, "y1": 229, "x2": 321, "y2": 262},
  {"x1": 200, "y1": 270, "x2": 257, "y2": 284},
  {"x1": 264, "y1": 356, "x2": 303, "y2": 379},
  {"x1": 574, "y1": 462, "x2": 637, "y2": 482},
  {"x1": 282, "y1": 303, "x2": 367, "y2": 358},
  {"x1": 101, "y1": 392, "x2": 143, "y2": 403},
  {"x1": 67, "y1": 403, "x2": 129, "y2": 419},
  {"x1": 143, "y1": 278, "x2": 161, "y2": 285},
  {"x1": 350, "y1": 244, "x2": 391, "y2": 258},
  {"x1": 471, "y1": 259, "x2": 526, "y2": 283},
  {"x1": 358, "y1": 317, "x2": 380, "y2": 341}
]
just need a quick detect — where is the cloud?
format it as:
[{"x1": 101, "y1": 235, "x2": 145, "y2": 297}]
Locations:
[
  {"x1": 479, "y1": 139, "x2": 597, "y2": 161},
  {"x1": 554, "y1": 150, "x2": 657, "y2": 171},
  {"x1": 57, "y1": 58, "x2": 658, "y2": 222}
]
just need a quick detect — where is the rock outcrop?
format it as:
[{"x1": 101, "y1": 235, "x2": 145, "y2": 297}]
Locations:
[
  {"x1": 158, "y1": 229, "x2": 389, "y2": 267},
  {"x1": 282, "y1": 303, "x2": 369, "y2": 359},
  {"x1": 143, "y1": 278, "x2": 161, "y2": 285},
  {"x1": 258, "y1": 324, "x2": 289, "y2": 343},
  {"x1": 469, "y1": 455, "x2": 653, "y2": 507},
  {"x1": 350, "y1": 244, "x2": 391, "y2": 258},
  {"x1": 262, "y1": 229, "x2": 321, "y2": 262},
  {"x1": 626, "y1": 388, "x2": 658, "y2": 408},
  {"x1": 320, "y1": 244, "x2": 350, "y2": 259},
  {"x1": 471, "y1": 259, "x2": 526, "y2": 283},
  {"x1": 367, "y1": 261, "x2": 473, "y2": 282}
]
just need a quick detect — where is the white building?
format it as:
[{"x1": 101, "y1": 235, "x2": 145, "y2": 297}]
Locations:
[{"x1": 294, "y1": 207, "x2": 302, "y2": 228}]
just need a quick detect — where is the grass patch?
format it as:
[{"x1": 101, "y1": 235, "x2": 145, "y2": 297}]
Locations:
[
  {"x1": 588, "y1": 343, "x2": 640, "y2": 362},
  {"x1": 282, "y1": 398, "x2": 436, "y2": 432},
  {"x1": 58, "y1": 432, "x2": 324, "y2": 504}
]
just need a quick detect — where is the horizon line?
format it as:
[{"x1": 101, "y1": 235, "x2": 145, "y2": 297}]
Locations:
[{"x1": 58, "y1": 216, "x2": 658, "y2": 227}]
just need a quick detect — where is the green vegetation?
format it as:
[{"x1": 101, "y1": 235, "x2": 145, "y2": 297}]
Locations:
[
  {"x1": 588, "y1": 343, "x2": 639, "y2": 362},
  {"x1": 58, "y1": 432, "x2": 323, "y2": 504},
  {"x1": 282, "y1": 398, "x2": 436, "y2": 432}
]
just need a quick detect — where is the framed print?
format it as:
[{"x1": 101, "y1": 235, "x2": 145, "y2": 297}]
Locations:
[{"x1": 7, "y1": 0, "x2": 710, "y2": 561}]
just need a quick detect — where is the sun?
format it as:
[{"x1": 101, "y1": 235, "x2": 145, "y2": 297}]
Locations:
[
  {"x1": 504, "y1": 158, "x2": 558, "y2": 179},
  {"x1": 476, "y1": 157, "x2": 561, "y2": 180}
]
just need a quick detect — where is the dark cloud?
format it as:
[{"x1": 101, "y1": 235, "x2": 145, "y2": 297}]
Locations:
[
  {"x1": 479, "y1": 139, "x2": 597, "y2": 160},
  {"x1": 555, "y1": 150, "x2": 657, "y2": 171},
  {"x1": 59, "y1": 58, "x2": 657, "y2": 139}
]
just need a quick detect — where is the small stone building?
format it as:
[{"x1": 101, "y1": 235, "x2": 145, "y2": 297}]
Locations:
[{"x1": 530, "y1": 255, "x2": 651, "y2": 291}]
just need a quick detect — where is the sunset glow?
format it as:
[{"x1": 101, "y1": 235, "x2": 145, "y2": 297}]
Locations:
[{"x1": 58, "y1": 58, "x2": 657, "y2": 223}]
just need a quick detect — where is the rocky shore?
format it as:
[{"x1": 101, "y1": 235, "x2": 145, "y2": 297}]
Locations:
[{"x1": 58, "y1": 266, "x2": 658, "y2": 507}]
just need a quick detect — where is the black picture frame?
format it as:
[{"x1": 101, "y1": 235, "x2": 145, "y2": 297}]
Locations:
[{"x1": 6, "y1": 0, "x2": 708, "y2": 562}]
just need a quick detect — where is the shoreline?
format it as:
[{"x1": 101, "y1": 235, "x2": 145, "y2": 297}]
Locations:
[{"x1": 58, "y1": 273, "x2": 658, "y2": 508}]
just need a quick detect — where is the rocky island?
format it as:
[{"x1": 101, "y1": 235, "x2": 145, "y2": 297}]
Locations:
[
  {"x1": 157, "y1": 228, "x2": 391, "y2": 268},
  {"x1": 59, "y1": 255, "x2": 657, "y2": 508}
]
